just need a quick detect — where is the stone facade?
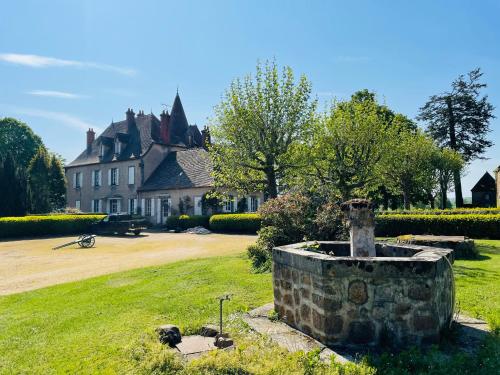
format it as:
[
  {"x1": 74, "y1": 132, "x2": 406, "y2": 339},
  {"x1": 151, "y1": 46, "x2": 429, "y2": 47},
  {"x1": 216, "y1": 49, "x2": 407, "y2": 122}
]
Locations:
[
  {"x1": 65, "y1": 93, "x2": 264, "y2": 222},
  {"x1": 272, "y1": 242, "x2": 454, "y2": 348},
  {"x1": 66, "y1": 158, "x2": 142, "y2": 214}
]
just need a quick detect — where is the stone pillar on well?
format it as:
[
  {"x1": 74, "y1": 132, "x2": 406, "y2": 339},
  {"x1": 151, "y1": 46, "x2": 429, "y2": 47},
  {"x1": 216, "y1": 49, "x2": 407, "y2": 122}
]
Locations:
[{"x1": 341, "y1": 199, "x2": 376, "y2": 257}]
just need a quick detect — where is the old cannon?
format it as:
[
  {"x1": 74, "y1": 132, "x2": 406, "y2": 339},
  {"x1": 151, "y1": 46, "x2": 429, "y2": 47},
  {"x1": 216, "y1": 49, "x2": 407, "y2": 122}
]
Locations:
[{"x1": 52, "y1": 234, "x2": 96, "y2": 250}]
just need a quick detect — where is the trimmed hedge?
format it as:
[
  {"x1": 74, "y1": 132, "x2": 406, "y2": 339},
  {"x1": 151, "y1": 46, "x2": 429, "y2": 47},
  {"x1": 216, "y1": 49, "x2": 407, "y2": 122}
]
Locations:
[
  {"x1": 166, "y1": 215, "x2": 210, "y2": 230},
  {"x1": 378, "y1": 207, "x2": 500, "y2": 216},
  {"x1": 376, "y1": 214, "x2": 500, "y2": 239},
  {"x1": 0, "y1": 214, "x2": 105, "y2": 239},
  {"x1": 209, "y1": 213, "x2": 261, "y2": 234}
]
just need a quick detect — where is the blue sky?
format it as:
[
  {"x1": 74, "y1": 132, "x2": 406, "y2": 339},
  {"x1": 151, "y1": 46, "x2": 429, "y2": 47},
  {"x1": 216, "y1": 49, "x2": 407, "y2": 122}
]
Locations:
[{"x1": 0, "y1": 0, "x2": 498, "y2": 196}]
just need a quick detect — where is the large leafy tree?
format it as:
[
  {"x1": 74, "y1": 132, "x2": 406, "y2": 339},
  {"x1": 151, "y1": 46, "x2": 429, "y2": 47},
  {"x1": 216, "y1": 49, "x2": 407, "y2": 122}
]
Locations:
[
  {"x1": 28, "y1": 148, "x2": 52, "y2": 213},
  {"x1": 382, "y1": 130, "x2": 438, "y2": 210},
  {"x1": 0, "y1": 117, "x2": 44, "y2": 169},
  {"x1": 348, "y1": 90, "x2": 417, "y2": 209},
  {"x1": 209, "y1": 61, "x2": 316, "y2": 199},
  {"x1": 417, "y1": 68, "x2": 495, "y2": 207},
  {"x1": 307, "y1": 97, "x2": 397, "y2": 201},
  {"x1": 432, "y1": 148, "x2": 464, "y2": 210}
]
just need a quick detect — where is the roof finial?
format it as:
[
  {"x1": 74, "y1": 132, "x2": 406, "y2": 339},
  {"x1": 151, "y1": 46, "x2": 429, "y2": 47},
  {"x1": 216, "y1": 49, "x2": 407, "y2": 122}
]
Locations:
[{"x1": 176, "y1": 85, "x2": 179, "y2": 95}]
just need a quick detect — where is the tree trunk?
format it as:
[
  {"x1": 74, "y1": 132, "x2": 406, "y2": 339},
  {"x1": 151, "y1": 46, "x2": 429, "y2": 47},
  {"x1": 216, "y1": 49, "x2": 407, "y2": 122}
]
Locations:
[
  {"x1": 382, "y1": 188, "x2": 389, "y2": 211},
  {"x1": 429, "y1": 194, "x2": 435, "y2": 209},
  {"x1": 453, "y1": 170, "x2": 463, "y2": 208},
  {"x1": 403, "y1": 190, "x2": 410, "y2": 210},
  {"x1": 265, "y1": 168, "x2": 278, "y2": 199},
  {"x1": 440, "y1": 185, "x2": 448, "y2": 210},
  {"x1": 446, "y1": 96, "x2": 464, "y2": 207}
]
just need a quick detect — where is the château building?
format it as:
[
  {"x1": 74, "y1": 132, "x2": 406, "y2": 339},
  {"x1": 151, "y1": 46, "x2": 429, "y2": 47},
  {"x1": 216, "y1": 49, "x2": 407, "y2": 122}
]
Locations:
[{"x1": 65, "y1": 93, "x2": 262, "y2": 223}]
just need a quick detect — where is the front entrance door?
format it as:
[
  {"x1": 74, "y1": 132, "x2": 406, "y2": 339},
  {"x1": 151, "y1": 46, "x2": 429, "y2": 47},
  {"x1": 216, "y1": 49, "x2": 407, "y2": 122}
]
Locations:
[
  {"x1": 194, "y1": 196, "x2": 202, "y2": 215},
  {"x1": 160, "y1": 198, "x2": 171, "y2": 224}
]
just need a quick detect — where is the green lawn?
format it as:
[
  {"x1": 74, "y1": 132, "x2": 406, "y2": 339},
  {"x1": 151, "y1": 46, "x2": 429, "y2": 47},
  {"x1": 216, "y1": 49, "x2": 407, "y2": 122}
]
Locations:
[
  {"x1": 0, "y1": 241, "x2": 498, "y2": 374},
  {"x1": 0, "y1": 254, "x2": 272, "y2": 374},
  {"x1": 454, "y1": 240, "x2": 500, "y2": 329}
]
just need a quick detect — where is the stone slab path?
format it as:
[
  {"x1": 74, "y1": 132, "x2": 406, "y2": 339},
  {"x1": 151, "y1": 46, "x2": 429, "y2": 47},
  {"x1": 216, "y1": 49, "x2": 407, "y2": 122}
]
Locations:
[
  {"x1": 243, "y1": 303, "x2": 355, "y2": 364},
  {"x1": 175, "y1": 335, "x2": 218, "y2": 360},
  {"x1": 243, "y1": 303, "x2": 492, "y2": 364}
]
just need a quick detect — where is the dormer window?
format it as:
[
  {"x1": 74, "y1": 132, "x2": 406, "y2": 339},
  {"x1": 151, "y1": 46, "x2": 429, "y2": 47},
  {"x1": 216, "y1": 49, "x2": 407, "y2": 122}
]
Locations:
[
  {"x1": 115, "y1": 138, "x2": 121, "y2": 155},
  {"x1": 99, "y1": 144, "x2": 105, "y2": 158}
]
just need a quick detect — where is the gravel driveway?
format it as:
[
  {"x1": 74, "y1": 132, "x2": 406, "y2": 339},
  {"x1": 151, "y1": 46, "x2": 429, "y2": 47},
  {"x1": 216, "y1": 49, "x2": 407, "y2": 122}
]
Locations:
[{"x1": 0, "y1": 232, "x2": 256, "y2": 295}]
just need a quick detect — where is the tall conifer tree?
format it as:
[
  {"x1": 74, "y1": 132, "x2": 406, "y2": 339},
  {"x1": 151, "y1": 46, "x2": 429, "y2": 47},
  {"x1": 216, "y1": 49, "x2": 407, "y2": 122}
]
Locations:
[
  {"x1": 418, "y1": 68, "x2": 495, "y2": 207},
  {"x1": 28, "y1": 148, "x2": 52, "y2": 213}
]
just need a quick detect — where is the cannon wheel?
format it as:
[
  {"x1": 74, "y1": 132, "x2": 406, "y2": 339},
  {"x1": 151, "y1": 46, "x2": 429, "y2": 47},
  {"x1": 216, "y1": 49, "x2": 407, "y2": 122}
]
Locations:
[{"x1": 78, "y1": 235, "x2": 95, "y2": 248}]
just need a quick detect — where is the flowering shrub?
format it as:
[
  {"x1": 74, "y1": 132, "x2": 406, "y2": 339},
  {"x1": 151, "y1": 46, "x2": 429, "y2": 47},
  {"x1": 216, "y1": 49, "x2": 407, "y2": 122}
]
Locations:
[{"x1": 249, "y1": 193, "x2": 347, "y2": 271}]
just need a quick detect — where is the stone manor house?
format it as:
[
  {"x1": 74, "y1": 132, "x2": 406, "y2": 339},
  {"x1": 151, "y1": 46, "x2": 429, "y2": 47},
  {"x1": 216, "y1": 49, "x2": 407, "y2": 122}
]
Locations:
[{"x1": 65, "y1": 93, "x2": 263, "y2": 224}]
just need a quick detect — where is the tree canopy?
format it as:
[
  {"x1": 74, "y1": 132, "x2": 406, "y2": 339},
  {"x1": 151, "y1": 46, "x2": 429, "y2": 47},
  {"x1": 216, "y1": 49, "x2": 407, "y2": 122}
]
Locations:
[
  {"x1": 417, "y1": 68, "x2": 495, "y2": 207},
  {"x1": 0, "y1": 118, "x2": 45, "y2": 169},
  {"x1": 306, "y1": 96, "x2": 396, "y2": 200},
  {"x1": 0, "y1": 118, "x2": 66, "y2": 216},
  {"x1": 209, "y1": 61, "x2": 316, "y2": 199}
]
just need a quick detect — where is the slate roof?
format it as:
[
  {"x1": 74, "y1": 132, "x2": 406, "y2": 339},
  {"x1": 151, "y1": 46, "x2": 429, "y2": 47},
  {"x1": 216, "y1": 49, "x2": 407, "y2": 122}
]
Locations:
[
  {"x1": 67, "y1": 114, "x2": 161, "y2": 167},
  {"x1": 139, "y1": 148, "x2": 214, "y2": 191},
  {"x1": 471, "y1": 172, "x2": 496, "y2": 192},
  {"x1": 169, "y1": 93, "x2": 189, "y2": 144}
]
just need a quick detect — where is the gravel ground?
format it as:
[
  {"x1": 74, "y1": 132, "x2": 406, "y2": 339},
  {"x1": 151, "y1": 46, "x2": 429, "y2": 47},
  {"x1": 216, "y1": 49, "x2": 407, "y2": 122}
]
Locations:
[{"x1": 0, "y1": 231, "x2": 256, "y2": 295}]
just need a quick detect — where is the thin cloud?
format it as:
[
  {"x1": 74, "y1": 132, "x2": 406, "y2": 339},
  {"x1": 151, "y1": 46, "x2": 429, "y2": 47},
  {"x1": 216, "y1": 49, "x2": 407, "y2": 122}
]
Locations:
[
  {"x1": 102, "y1": 88, "x2": 136, "y2": 97},
  {"x1": 8, "y1": 106, "x2": 102, "y2": 133},
  {"x1": 0, "y1": 53, "x2": 136, "y2": 76},
  {"x1": 333, "y1": 56, "x2": 371, "y2": 63},
  {"x1": 26, "y1": 90, "x2": 88, "y2": 99}
]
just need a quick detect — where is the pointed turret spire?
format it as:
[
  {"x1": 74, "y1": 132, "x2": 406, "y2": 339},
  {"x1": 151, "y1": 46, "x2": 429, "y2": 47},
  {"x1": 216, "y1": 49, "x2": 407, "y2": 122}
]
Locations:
[{"x1": 169, "y1": 92, "x2": 189, "y2": 144}]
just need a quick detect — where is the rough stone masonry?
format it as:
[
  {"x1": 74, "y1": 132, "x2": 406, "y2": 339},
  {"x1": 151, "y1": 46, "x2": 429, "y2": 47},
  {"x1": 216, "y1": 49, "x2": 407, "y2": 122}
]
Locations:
[{"x1": 272, "y1": 199, "x2": 455, "y2": 348}]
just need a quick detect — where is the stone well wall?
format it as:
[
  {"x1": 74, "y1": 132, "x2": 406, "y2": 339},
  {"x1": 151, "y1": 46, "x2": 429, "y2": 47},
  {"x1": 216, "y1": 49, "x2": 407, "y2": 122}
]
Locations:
[{"x1": 272, "y1": 242, "x2": 454, "y2": 348}]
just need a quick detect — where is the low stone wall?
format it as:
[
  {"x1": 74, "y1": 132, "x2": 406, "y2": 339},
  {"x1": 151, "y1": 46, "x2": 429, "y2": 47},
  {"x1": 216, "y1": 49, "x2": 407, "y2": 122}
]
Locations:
[{"x1": 272, "y1": 242, "x2": 454, "y2": 348}]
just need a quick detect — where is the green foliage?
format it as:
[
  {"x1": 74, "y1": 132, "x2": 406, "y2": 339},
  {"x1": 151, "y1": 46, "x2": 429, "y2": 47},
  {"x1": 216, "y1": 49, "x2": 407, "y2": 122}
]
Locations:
[
  {"x1": 418, "y1": 68, "x2": 495, "y2": 164},
  {"x1": 375, "y1": 214, "x2": 500, "y2": 239},
  {"x1": 418, "y1": 68, "x2": 495, "y2": 207},
  {"x1": 307, "y1": 94, "x2": 396, "y2": 200},
  {"x1": 249, "y1": 193, "x2": 347, "y2": 271},
  {"x1": 27, "y1": 147, "x2": 52, "y2": 213},
  {"x1": 137, "y1": 335, "x2": 377, "y2": 375},
  {"x1": 367, "y1": 335, "x2": 500, "y2": 375},
  {"x1": 209, "y1": 60, "x2": 316, "y2": 198},
  {"x1": 166, "y1": 215, "x2": 210, "y2": 230},
  {"x1": 382, "y1": 130, "x2": 439, "y2": 210},
  {"x1": 430, "y1": 147, "x2": 464, "y2": 209},
  {"x1": 209, "y1": 213, "x2": 261, "y2": 234},
  {"x1": 378, "y1": 207, "x2": 500, "y2": 215},
  {"x1": 201, "y1": 190, "x2": 223, "y2": 215},
  {"x1": 0, "y1": 153, "x2": 28, "y2": 216},
  {"x1": 0, "y1": 214, "x2": 104, "y2": 238},
  {"x1": 48, "y1": 154, "x2": 67, "y2": 211},
  {"x1": 0, "y1": 117, "x2": 45, "y2": 169}
]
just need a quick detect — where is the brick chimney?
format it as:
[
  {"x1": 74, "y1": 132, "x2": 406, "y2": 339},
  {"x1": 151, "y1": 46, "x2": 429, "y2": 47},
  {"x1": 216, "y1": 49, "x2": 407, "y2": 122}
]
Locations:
[
  {"x1": 201, "y1": 126, "x2": 211, "y2": 150},
  {"x1": 160, "y1": 110, "x2": 170, "y2": 144},
  {"x1": 126, "y1": 108, "x2": 135, "y2": 132},
  {"x1": 86, "y1": 128, "x2": 95, "y2": 151}
]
